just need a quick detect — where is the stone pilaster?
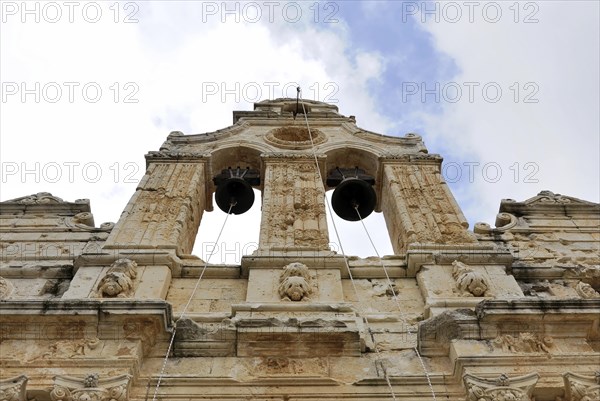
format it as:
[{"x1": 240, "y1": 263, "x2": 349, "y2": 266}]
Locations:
[
  {"x1": 381, "y1": 158, "x2": 476, "y2": 254},
  {"x1": 104, "y1": 161, "x2": 206, "y2": 255},
  {"x1": 257, "y1": 154, "x2": 329, "y2": 253}
]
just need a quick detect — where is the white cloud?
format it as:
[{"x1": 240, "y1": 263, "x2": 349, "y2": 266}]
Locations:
[
  {"x1": 0, "y1": 1, "x2": 393, "y2": 260},
  {"x1": 416, "y1": 1, "x2": 600, "y2": 226}
]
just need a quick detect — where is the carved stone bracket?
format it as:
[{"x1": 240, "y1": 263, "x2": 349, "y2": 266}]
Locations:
[
  {"x1": 0, "y1": 375, "x2": 27, "y2": 401},
  {"x1": 452, "y1": 260, "x2": 489, "y2": 297},
  {"x1": 64, "y1": 212, "x2": 114, "y2": 232},
  {"x1": 50, "y1": 373, "x2": 131, "y2": 401},
  {"x1": 474, "y1": 212, "x2": 518, "y2": 234},
  {"x1": 563, "y1": 371, "x2": 600, "y2": 401},
  {"x1": 463, "y1": 372, "x2": 539, "y2": 401},
  {"x1": 278, "y1": 262, "x2": 312, "y2": 301},
  {"x1": 95, "y1": 259, "x2": 138, "y2": 298}
]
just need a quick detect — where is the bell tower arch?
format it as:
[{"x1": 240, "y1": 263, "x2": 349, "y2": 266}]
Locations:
[{"x1": 103, "y1": 98, "x2": 476, "y2": 264}]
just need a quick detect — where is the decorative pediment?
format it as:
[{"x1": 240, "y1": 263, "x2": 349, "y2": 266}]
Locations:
[
  {"x1": 463, "y1": 372, "x2": 539, "y2": 401},
  {"x1": 0, "y1": 193, "x2": 91, "y2": 215},
  {"x1": 521, "y1": 191, "x2": 598, "y2": 206},
  {"x1": 563, "y1": 371, "x2": 600, "y2": 401},
  {"x1": 499, "y1": 191, "x2": 600, "y2": 215},
  {"x1": 2, "y1": 192, "x2": 67, "y2": 204}
]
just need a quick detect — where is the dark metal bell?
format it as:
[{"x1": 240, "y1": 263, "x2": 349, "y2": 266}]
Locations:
[
  {"x1": 215, "y1": 177, "x2": 255, "y2": 215},
  {"x1": 331, "y1": 177, "x2": 376, "y2": 221}
]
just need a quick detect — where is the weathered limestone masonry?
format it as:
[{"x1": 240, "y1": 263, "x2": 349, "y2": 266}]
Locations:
[{"x1": 1, "y1": 99, "x2": 599, "y2": 401}]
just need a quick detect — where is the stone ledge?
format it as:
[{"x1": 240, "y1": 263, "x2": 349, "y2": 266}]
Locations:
[{"x1": 0, "y1": 299, "x2": 174, "y2": 330}]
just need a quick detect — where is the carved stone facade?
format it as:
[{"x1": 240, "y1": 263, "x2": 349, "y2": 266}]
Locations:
[{"x1": 1, "y1": 99, "x2": 598, "y2": 400}]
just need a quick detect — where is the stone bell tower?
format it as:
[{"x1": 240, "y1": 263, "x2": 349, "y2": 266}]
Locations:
[{"x1": 1, "y1": 99, "x2": 599, "y2": 401}]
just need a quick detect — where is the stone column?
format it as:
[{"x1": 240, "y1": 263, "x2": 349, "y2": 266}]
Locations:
[
  {"x1": 380, "y1": 156, "x2": 476, "y2": 254},
  {"x1": 257, "y1": 154, "x2": 329, "y2": 254},
  {"x1": 104, "y1": 158, "x2": 207, "y2": 255}
]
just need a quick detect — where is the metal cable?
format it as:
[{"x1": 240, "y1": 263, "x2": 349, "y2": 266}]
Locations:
[
  {"x1": 299, "y1": 92, "x2": 398, "y2": 400},
  {"x1": 148, "y1": 203, "x2": 234, "y2": 401},
  {"x1": 355, "y1": 206, "x2": 437, "y2": 401}
]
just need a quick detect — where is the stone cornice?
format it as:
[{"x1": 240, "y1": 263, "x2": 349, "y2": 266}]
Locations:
[
  {"x1": 379, "y1": 153, "x2": 443, "y2": 167},
  {"x1": 0, "y1": 299, "x2": 174, "y2": 329},
  {"x1": 475, "y1": 298, "x2": 600, "y2": 318}
]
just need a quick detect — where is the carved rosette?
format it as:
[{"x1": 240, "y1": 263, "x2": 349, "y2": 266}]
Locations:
[
  {"x1": 463, "y1": 373, "x2": 539, "y2": 401},
  {"x1": 0, "y1": 375, "x2": 27, "y2": 401},
  {"x1": 563, "y1": 372, "x2": 600, "y2": 401},
  {"x1": 264, "y1": 126, "x2": 327, "y2": 149},
  {"x1": 0, "y1": 277, "x2": 15, "y2": 299},
  {"x1": 278, "y1": 262, "x2": 312, "y2": 301},
  {"x1": 51, "y1": 373, "x2": 131, "y2": 401},
  {"x1": 452, "y1": 261, "x2": 489, "y2": 297},
  {"x1": 95, "y1": 259, "x2": 138, "y2": 298}
]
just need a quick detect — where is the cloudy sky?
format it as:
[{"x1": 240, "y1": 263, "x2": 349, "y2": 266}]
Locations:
[{"x1": 1, "y1": 1, "x2": 598, "y2": 262}]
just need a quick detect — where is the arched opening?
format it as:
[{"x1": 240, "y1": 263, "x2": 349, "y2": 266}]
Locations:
[
  {"x1": 192, "y1": 188, "x2": 261, "y2": 264},
  {"x1": 323, "y1": 146, "x2": 394, "y2": 257},
  {"x1": 191, "y1": 145, "x2": 264, "y2": 264},
  {"x1": 325, "y1": 189, "x2": 394, "y2": 258}
]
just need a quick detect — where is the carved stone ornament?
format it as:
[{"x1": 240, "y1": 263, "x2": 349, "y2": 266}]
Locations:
[
  {"x1": 5, "y1": 192, "x2": 65, "y2": 204},
  {"x1": 95, "y1": 259, "x2": 138, "y2": 298},
  {"x1": 564, "y1": 266, "x2": 600, "y2": 288},
  {"x1": 563, "y1": 371, "x2": 600, "y2": 401},
  {"x1": 264, "y1": 126, "x2": 327, "y2": 149},
  {"x1": 463, "y1": 372, "x2": 539, "y2": 401},
  {"x1": 452, "y1": 260, "x2": 489, "y2": 297},
  {"x1": 278, "y1": 262, "x2": 312, "y2": 302},
  {"x1": 50, "y1": 373, "x2": 131, "y2": 401},
  {"x1": 0, "y1": 277, "x2": 15, "y2": 299},
  {"x1": 575, "y1": 281, "x2": 600, "y2": 299},
  {"x1": 493, "y1": 332, "x2": 554, "y2": 353},
  {"x1": 63, "y1": 213, "x2": 114, "y2": 233},
  {"x1": 0, "y1": 375, "x2": 28, "y2": 401},
  {"x1": 535, "y1": 190, "x2": 573, "y2": 204},
  {"x1": 145, "y1": 150, "x2": 211, "y2": 160}
]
